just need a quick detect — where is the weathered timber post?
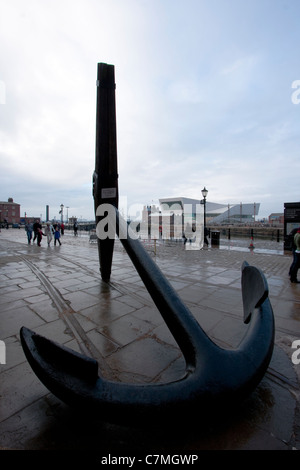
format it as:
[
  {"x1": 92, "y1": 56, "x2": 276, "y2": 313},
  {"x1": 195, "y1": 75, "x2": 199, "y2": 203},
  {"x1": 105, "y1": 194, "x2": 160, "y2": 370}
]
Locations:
[{"x1": 93, "y1": 63, "x2": 118, "y2": 281}]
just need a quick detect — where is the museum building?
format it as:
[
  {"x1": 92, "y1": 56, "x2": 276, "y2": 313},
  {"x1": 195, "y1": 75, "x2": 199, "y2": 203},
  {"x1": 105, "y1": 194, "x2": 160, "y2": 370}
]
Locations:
[{"x1": 142, "y1": 197, "x2": 260, "y2": 229}]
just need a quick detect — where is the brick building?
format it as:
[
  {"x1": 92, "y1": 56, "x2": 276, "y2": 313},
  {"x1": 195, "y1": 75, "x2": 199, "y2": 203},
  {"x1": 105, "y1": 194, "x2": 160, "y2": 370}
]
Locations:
[
  {"x1": 268, "y1": 213, "x2": 284, "y2": 225},
  {"x1": 0, "y1": 198, "x2": 21, "y2": 225}
]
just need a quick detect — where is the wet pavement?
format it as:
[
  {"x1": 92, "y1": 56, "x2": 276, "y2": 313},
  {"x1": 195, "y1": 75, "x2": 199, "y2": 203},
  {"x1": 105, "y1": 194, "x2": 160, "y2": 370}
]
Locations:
[{"x1": 0, "y1": 228, "x2": 300, "y2": 452}]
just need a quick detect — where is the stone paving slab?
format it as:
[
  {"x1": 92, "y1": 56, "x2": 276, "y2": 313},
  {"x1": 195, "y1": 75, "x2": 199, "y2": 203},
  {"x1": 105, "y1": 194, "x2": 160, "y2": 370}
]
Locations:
[{"x1": 0, "y1": 228, "x2": 300, "y2": 451}]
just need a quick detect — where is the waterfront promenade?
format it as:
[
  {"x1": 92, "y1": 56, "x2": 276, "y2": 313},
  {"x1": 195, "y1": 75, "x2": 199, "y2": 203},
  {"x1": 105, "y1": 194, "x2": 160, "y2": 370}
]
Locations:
[{"x1": 0, "y1": 228, "x2": 300, "y2": 451}]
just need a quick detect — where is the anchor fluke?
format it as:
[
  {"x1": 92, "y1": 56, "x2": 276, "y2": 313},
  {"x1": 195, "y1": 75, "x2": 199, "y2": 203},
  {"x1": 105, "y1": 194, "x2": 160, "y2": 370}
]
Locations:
[
  {"x1": 241, "y1": 261, "x2": 269, "y2": 323},
  {"x1": 20, "y1": 326, "x2": 99, "y2": 385}
]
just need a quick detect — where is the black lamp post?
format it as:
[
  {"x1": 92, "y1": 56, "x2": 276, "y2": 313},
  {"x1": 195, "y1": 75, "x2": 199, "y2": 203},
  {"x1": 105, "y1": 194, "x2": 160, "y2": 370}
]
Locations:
[{"x1": 201, "y1": 187, "x2": 208, "y2": 229}]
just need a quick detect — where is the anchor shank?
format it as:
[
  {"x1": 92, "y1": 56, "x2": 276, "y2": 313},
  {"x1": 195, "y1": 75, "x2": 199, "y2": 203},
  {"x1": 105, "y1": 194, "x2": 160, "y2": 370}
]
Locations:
[{"x1": 93, "y1": 62, "x2": 119, "y2": 281}]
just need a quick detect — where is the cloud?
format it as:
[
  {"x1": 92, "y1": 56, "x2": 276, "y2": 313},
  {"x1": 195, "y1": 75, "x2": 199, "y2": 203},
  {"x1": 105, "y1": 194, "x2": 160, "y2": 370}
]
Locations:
[{"x1": 0, "y1": 0, "x2": 300, "y2": 222}]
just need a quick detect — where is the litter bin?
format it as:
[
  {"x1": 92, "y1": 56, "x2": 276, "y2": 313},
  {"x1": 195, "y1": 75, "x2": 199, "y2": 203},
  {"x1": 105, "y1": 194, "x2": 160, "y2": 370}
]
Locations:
[{"x1": 211, "y1": 230, "x2": 220, "y2": 246}]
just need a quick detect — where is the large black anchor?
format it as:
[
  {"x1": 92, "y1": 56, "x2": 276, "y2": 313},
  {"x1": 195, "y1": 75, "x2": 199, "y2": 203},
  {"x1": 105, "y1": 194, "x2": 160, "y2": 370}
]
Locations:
[{"x1": 20, "y1": 63, "x2": 275, "y2": 425}]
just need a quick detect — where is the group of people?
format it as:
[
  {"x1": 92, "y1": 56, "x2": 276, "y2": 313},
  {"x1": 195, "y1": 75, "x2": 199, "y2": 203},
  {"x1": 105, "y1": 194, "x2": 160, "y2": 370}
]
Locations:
[
  {"x1": 289, "y1": 227, "x2": 300, "y2": 283},
  {"x1": 25, "y1": 220, "x2": 62, "y2": 247}
]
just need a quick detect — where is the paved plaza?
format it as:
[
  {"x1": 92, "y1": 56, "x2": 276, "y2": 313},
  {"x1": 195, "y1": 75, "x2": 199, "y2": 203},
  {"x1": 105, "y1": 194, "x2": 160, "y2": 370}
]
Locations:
[{"x1": 0, "y1": 227, "x2": 300, "y2": 451}]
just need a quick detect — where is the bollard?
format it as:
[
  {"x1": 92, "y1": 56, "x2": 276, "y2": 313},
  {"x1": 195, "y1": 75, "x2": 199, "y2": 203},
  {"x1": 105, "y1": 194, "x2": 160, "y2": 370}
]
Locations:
[{"x1": 211, "y1": 230, "x2": 220, "y2": 246}]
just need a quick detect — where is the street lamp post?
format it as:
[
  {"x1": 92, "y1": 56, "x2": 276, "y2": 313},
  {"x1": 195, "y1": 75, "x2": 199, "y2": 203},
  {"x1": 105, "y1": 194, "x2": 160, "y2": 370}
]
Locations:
[{"x1": 201, "y1": 187, "x2": 208, "y2": 229}]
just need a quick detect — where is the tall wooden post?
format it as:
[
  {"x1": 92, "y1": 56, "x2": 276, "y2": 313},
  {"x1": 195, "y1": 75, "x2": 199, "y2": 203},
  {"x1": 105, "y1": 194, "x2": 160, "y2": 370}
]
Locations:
[{"x1": 93, "y1": 63, "x2": 118, "y2": 281}]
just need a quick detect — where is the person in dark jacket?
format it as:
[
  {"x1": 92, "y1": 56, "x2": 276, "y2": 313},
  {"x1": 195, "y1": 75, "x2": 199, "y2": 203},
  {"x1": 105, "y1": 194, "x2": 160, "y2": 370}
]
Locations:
[
  {"x1": 33, "y1": 220, "x2": 42, "y2": 243},
  {"x1": 36, "y1": 227, "x2": 46, "y2": 247},
  {"x1": 288, "y1": 227, "x2": 300, "y2": 278}
]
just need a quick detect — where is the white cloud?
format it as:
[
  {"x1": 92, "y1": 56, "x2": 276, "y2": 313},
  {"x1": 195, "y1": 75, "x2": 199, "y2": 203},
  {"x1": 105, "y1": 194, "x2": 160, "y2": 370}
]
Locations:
[
  {"x1": 221, "y1": 55, "x2": 259, "y2": 77},
  {"x1": 0, "y1": 0, "x2": 300, "y2": 222}
]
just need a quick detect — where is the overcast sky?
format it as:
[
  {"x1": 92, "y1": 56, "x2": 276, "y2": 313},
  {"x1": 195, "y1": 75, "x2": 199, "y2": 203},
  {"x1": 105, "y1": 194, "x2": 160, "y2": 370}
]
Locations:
[{"x1": 0, "y1": 0, "x2": 299, "y2": 221}]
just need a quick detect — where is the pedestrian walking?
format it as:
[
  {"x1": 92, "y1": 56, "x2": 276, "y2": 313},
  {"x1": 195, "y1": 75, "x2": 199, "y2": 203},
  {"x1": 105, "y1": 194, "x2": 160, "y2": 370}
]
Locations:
[
  {"x1": 73, "y1": 221, "x2": 78, "y2": 236},
  {"x1": 204, "y1": 226, "x2": 209, "y2": 247},
  {"x1": 54, "y1": 227, "x2": 62, "y2": 246},
  {"x1": 290, "y1": 229, "x2": 300, "y2": 283},
  {"x1": 288, "y1": 227, "x2": 300, "y2": 277},
  {"x1": 33, "y1": 220, "x2": 42, "y2": 243},
  {"x1": 36, "y1": 226, "x2": 46, "y2": 247},
  {"x1": 44, "y1": 222, "x2": 53, "y2": 246},
  {"x1": 25, "y1": 221, "x2": 33, "y2": 244}
]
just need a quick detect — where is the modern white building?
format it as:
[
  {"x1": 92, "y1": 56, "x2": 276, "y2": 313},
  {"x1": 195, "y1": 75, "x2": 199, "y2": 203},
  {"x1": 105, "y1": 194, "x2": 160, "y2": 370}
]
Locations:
[
  {"x1": 158, "y1": 197, "x2": 260, "y2": 225},
  {"x1": 140, "y1": 197, "x2": 260, "y2": 247}
]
